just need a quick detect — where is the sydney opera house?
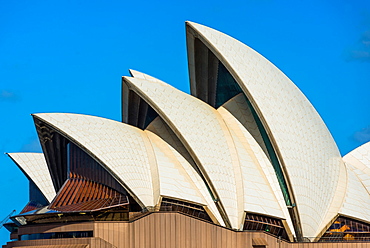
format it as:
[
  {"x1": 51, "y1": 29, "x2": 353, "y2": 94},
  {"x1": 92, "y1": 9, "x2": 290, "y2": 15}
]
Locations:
[{"x1": 3, "y1": 21, "x2": 370, "y2": 248}]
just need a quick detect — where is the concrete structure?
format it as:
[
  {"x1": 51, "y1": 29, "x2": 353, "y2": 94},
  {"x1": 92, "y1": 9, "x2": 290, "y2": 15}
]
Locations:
[{"x1": 3, "y1": 21, "x2": 370, "y2": 248}]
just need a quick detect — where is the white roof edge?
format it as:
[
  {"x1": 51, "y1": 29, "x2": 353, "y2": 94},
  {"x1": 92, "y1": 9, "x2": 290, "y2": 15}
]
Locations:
[
  {"x1": 7, "y1": 152, "x2": 56, "y2": 203},
  {"x1": 343, "y1": 141, "x2": 370, "y2": 158},
  {"x1": 32, "y1": 112, "x2": 155, "y2": 208},
  {"x1": 123, "y1": 75, "x2": 246, "y2": 229},
  {"x1": 186, "y1": 21, "x2": 346, "y2": 237}
]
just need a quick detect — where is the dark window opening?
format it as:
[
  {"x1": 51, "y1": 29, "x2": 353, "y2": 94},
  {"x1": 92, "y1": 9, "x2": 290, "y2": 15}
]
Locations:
[
  {"x1": 126, "y1": 90, "x2": 159, "y2": 129},
  {"x1": 29, "y1": 181, "x2": 49, "y2": 206},
  {"x1": 160, "y1": 198, "x2": 212, "y2": 222},
  {"x1": 34, "y1": 118, "x2": 142, "y2": 213},
  {"x1": 215, "y1": 62, "x2": 243, "y2": 108},
  {"x1": 67, "y1": 142, "x2": 127, "y2": 195},
  {"x1": 20, "y1": 231, "x2": 93, "y2": 241},
  {"x1": 320, "y1": 216, "x2": 370, "y2": 242},
  {"x1": 193, "y1": 37, "x2": 243, "y2": 108},
  {"x1": 244, "y1": 213, "x2": 289, "y2": 241},
  {"x1": 94, "y1": 208, "x2": 129, "y2": 221},
  {"x1": 144, "y1": 104, "x2": 159, "y2": 129},
  {"x1": 34, "y1": 118, "x2": 68, "y2": 192}
]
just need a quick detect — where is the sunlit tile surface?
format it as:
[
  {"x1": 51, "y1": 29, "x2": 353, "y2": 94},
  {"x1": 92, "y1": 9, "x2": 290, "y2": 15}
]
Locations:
[
  {"x1": 187, "y1": 21, "x2": 347, "y2": 237},
  {"x1": 8, "y1": 153, "x2": 55, "y2": 203}
]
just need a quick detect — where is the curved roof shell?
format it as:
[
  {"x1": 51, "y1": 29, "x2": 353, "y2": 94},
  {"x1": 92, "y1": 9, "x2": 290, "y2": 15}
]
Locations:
[
  {"x1": 340, "y1": 163, "x2": 370, "y2": 222},
  {"x1": 32, "y1": 113, "x2": 224, "y2": 225},
  {"x1": 7, "y1": 153, "x2": 55, "y2": 203},
  {"x1": 218, "y1": 106, "x2": 295, "y2": 235},
  {"x1": 8, "y1": 22, "x2": 368, "y2": 242},
  {"x1": 33, "y1": 113, "x2": 157, "y2": 208},
  {"x1": 343, "y1": 142, "x2": 370, "y2": 193},
  {"x1": 186, "y1": 21, "x2": 347, "y2": 237},
  {"x1": 341, "y1": 142, "x2": 370, "y2": 222},
  {"x1": 146, "y1": 131, "x2": 224, "y2": 225},
  {"x1": 123, "y1": 72, "x2": 295, "y2": 234},
  {"x1": 123, "y1": 75, "x2": 243, "y2": 228},
  {"x1": 127, "y1": 73, "x2": 293, "y2": 230}
]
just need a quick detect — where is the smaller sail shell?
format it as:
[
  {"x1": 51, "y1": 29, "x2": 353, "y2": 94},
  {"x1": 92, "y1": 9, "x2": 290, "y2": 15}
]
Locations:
[{"x1": 8, "y1": 153, "x2": 55, "y2": 203}]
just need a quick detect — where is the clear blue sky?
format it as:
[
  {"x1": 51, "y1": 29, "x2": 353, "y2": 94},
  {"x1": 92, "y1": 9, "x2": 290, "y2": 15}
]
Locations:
[{"x1": 0, "y1": 0, "x2": 369, "y2": 244}]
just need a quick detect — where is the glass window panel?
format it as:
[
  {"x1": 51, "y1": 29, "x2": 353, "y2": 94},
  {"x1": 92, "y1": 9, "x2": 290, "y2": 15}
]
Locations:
[
  {"x1": 320, "y1": 216, "x2": 370, "y2": 242},
  {"x1": 159, "y1": 198, "x2": 212, "y2": 222},
  {"x1": 244, "y1": 213, "x2": 288, "y2": 241},
  {"x1": 20, "y1": 231, "x2": 93, "y2": 241},
  {"x1": 215, "y1": 62, "x2": 243, "y2": 108}
]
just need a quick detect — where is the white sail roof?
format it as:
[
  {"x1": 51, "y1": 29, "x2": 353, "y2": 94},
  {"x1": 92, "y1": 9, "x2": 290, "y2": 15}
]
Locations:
[
  {"x1": 123, "y1": 75, "x2": 243, "y2": 228},
  {"x1": 186, "y1": 21, "x2": 347, "y2": 237},
  {"x1": 340, "y1": 142, "x2": 370, "y2": 222},
  {"x1": 146, "y1": 131, "x2": 225, "y2": 225},
  {"x1": 339, "y1": 163, "x2": 370, "y2": 222},
  {"x1": 32, "y1": 113, "x2": 224, "y2": 225},
  {"x1": 9, "y1": 21, "x2": 368, "y2": 242},
  {"x1": 218, "y1": 106, "x2": 294, "y2": 235},
  {"x1": 343, "y1": 142, "x2": 370, "y2": 194},
  {"x1": 33, "y1": 113, "x2": 157, "y2": 208},
  {"x1": 8, "y1": 153, "x2": 55, "y2": 203}
]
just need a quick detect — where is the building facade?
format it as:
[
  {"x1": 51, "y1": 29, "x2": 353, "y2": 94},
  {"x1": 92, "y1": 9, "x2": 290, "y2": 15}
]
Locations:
[{"x1": 3, "y1": 22, "x2": 370, "y2": 248}]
